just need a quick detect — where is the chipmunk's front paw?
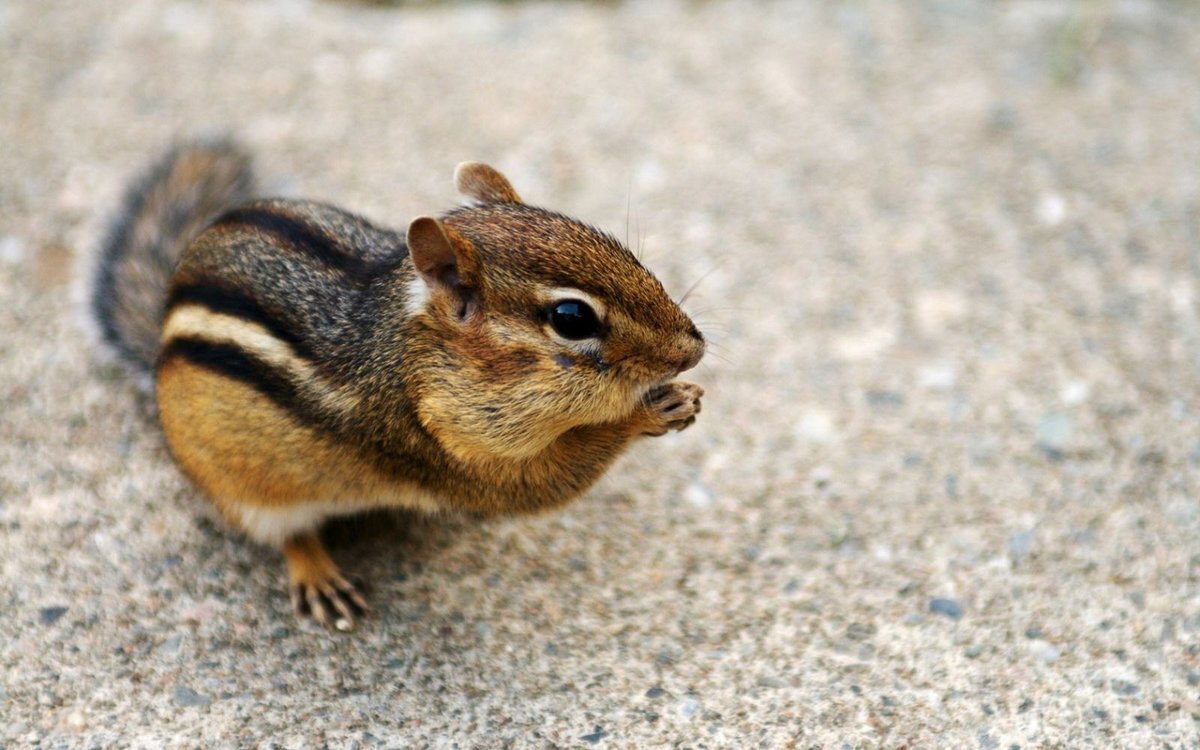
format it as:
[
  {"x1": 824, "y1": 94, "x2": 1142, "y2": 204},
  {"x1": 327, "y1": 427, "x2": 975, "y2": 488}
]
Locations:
[{"x1": 639, "y1": 381, "x2": 704, "y2": 436}]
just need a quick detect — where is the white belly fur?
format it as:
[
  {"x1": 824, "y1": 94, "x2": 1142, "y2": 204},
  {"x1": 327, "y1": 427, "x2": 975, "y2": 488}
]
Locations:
[{"x1": 234, "y1": 490, "x2": 443, "y2": 546}]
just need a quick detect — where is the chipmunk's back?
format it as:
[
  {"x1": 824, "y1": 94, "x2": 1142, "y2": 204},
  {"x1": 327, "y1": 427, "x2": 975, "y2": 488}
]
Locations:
[{"x1": 167, "y1": 199, "x2": 409, "y2": 375}]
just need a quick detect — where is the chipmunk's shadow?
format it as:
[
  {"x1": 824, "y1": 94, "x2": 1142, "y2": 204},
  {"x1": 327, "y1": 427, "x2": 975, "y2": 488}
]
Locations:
[{"x1": 322, "y1": 509, "x2": 473, "y2": 579}]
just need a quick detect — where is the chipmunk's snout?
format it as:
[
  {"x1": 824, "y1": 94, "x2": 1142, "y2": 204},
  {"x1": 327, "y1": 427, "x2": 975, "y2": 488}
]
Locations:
[{"x1": 674, "y1": 337, "x2": 705, "y2": 374}]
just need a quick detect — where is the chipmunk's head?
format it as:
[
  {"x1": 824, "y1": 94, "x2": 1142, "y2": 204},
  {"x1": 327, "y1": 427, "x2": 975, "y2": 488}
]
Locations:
[{"x1": 403, "y1": 162, "x2": 704, "y2": 459}]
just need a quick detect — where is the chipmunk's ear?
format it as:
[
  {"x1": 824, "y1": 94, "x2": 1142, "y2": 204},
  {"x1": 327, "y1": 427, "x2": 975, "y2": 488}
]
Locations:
[
  {"x1": 407, "y1": 216, "x2": 479, "y2": 295},
  {"x1": 454, "y1": 162, "x2": 523, "y2": 204}
]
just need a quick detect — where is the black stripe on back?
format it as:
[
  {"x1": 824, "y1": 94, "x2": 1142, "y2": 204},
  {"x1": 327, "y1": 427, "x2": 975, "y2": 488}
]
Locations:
[
  {"x1": 160, "y1": 337, "x2": 331, "y2": 431},
  {"x1": 165, "y1": 282, "x2": 316, "y2": 361},
  {"x1": 212, "y1": 206, "x2": 370, "y2": 282}
]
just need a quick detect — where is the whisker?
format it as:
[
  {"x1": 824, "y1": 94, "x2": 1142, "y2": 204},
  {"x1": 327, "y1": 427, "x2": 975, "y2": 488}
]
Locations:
[
  {"x1": 699, "y1": 351, "x2": 734, "y2": 367},
  {"x1": 688, "y1": 321, "x2": 731, "y2": 336},
  {"x1": 676, "y1": 259, "x2": 731, "y2": 307}
]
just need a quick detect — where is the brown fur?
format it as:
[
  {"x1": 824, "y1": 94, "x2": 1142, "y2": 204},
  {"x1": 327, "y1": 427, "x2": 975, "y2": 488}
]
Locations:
[{"x1": 95, "y1": 143, "x2": 705, "y2": 629}]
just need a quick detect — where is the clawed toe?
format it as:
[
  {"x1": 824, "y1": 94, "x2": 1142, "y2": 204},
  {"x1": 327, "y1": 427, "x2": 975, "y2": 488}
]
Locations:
[
  {"x1": 640, "y1": 381, "x2": 704, "y2": 435},
  {"x1": 292, "y1": 575, "x2": 370, "y2": 631},
  {"x1": 283, "y1": 531, "x2": 371, "y2": 632}
]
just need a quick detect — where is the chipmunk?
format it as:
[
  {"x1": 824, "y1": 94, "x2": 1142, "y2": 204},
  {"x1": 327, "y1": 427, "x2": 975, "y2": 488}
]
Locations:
[{"x1": 91, "y1": 141, "x2": 705, "y2": 630}]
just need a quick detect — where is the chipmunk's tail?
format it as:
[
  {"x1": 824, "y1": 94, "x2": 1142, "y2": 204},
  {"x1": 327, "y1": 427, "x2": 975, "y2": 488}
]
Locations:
[{"x1": 92, "y1": 140, "x2": 255, "y2": 373}]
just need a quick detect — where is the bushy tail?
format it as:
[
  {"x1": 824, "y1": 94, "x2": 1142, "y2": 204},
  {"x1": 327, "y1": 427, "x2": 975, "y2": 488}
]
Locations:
[{"x1": 92, "y1": 140, "x2": 255, "y2": 372}]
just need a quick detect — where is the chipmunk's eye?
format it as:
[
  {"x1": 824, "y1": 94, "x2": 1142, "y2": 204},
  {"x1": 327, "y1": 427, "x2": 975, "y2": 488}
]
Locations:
[{"x1": 547, "y1": 299, "x2": 601, "y2": 340}]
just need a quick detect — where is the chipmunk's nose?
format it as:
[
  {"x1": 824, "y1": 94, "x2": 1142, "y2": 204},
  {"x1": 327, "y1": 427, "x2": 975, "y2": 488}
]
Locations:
[{"x1": 674, "y1": 339, "x2": 705, "y2": 374}]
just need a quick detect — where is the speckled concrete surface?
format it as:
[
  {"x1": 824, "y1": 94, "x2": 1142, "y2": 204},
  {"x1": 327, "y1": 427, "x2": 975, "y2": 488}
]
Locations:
[{"x1": 2, "y1": 0, "x2": 1199, "y2": 747}]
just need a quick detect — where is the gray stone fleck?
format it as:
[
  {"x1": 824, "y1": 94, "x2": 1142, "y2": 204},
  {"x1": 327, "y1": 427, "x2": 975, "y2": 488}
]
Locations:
[
  {"x1": 580, "y1": 726, "x2": 607, "y2": 744},
  {"x1": 1008, "y1": 530, "x2": 1034, "y2": 561},
  {"x1": 964, "y1": 644, "x2": 984, "y2": 659},
  {"x1": 645, "y1": 687, "x2": 664, "y2": 699},
  {"x1": 39, "y1": 607, "x2": 68, "y2": 626},
  {"x1": 846, "y1": 622, "x2": 876, "y2": 641},
  {"x1": 173, "y1": 685, "x2": 212, "y2": 707},
  {"x1": 158, "y1": 635, "x2": 183, "y2": 654},
  {"x1": 987, "y1": 104, "x2": 1019, "y2": 132},
  {"x1": 866, "y1": 390, "x2": 905, "y2": 407},
  {"x1": 1036, "y1": 413, "x2": 1074, "y2": 457},
  {"x1": 929, "y1": 598, "x2": 964, "y2": 620},
  {"x1": 1111, "y1": 679, "x2": 1139, "y2": 696}
]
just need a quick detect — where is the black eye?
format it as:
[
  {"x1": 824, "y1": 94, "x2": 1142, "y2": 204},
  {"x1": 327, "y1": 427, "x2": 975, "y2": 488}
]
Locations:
[{"x1": 547, "y1": 299, "x2": 601, "y2": 340}]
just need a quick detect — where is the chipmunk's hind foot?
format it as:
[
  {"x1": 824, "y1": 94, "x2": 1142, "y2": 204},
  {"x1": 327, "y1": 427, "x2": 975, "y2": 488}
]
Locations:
[{"x1": 282, "y1": 532, "x2": 370, "y2": 632}]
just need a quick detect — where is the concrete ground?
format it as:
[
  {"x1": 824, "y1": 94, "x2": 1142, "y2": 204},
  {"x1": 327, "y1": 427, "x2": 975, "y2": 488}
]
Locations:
[{"x1": 2, "y1": 0, "x2": 1199, "y2": 746}]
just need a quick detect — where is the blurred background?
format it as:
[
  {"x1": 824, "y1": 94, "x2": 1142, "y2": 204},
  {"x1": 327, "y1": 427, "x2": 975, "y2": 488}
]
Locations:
[{"x1": 2, "y1": 0, "x2": 1198, "y2": 746}]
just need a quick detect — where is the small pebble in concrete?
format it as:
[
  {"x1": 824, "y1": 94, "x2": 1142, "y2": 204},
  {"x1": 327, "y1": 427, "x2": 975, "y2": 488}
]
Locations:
[
  {"x1": 866, "y1": 390, "x2": 905, "y2": 407},
  {"x1": 579, "y1": 727, "x2": 607, "y2": 744},
  {"x1": 1060, "y1": 380, "x2": 1090, "y2": 405},
  {"x1": 809, "y1": 466, "x2": 833, "y2": 489},
  {"x1": 964, "y1": 644, "x2": 985, "y2": 659},
  {"x1": 645, "y1": 687, "x2": 664, "y2": 699},
  {"x1": 846, "y1": 622, "x2": 876, "y2": 641},
  {"x1": 1036, "y1": 413, "x2": 1074, "y2": 458},
  {"x1": 1111, "y1": 679, "x2": 1140, "y2": 696},
  {"x1": 1008, "y1": 530, "x2": 1034, "y2": 562},
  {"x1": 987, "y1": 104, "x2": 1019, "y2": 131},
  {"x1": 929, "y1": 598, "x2": 964, "y2": 620},
  {"x1": 684, "y1": 480, "x2": 714, "y2": 509},
  {"x1": 0, "y1": 235, "x2": 26, "y2": 265},
  {"x1": 1028, "y1": 639, "x2": 1060, "y2": 663},
  {"x1": 157, "y1": 635, "x2": 183, "y2": 654},
  {"x1": 796, "y1": 410, "x2": 837, "y2": 444},
  {"x1": 39, "y1": 607, "x2": 68, "y2": 626},
  {"x1": 1036, "y1": 193, "x2": 1067, "y2": 227},
  {"x1": 917, "y1": 362, "x2": 957, "y2": 391},
  {"x1": 679, "y1": 698, "x2": 700, "y2": 718},
  {"x1": 172, "y1": 686, "x2": 212, "y2": 707}
]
